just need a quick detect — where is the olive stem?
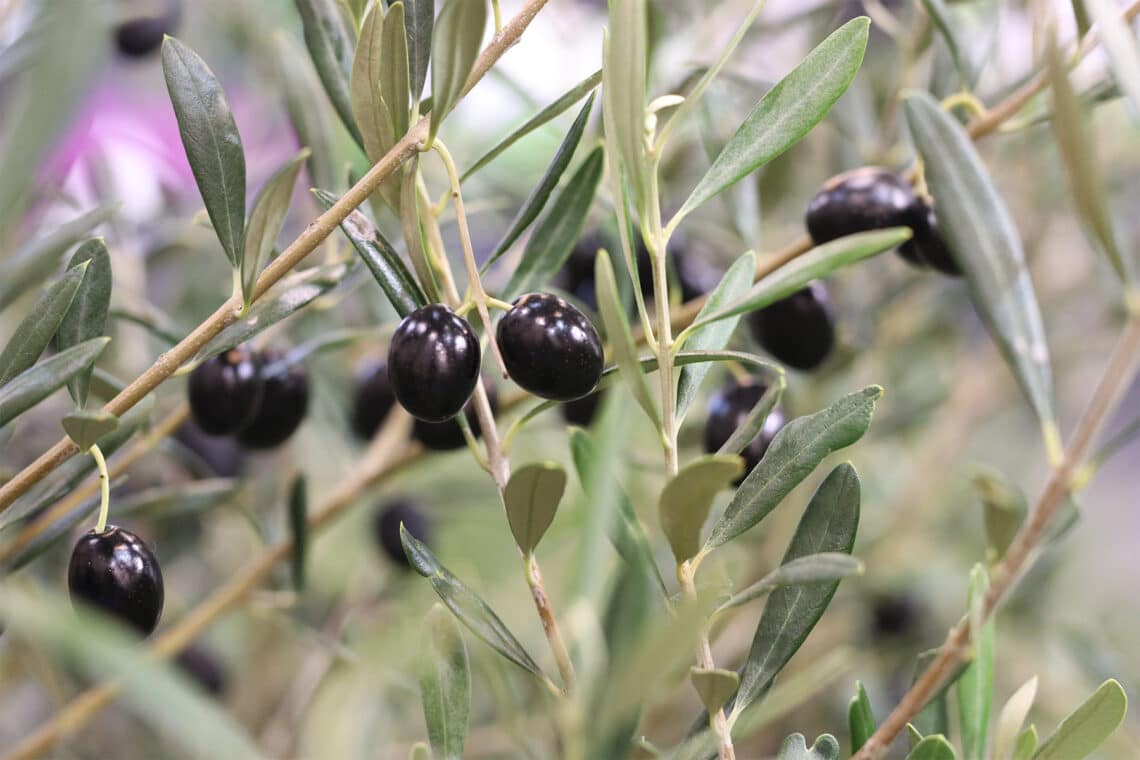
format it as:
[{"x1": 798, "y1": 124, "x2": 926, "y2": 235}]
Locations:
[
  {"x1": 491, "y1": 0, "x2": 502, "y2": 33},
  {"x1": 89, "y1": 445, "x2": 110, "y2": 534},
  {"x1": 678, "y1": 561, "x2": 736, "y2": 760}
]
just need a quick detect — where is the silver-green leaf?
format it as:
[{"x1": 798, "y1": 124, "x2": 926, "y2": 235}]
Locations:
[
  {"x1": 405, "y1": 0, "x2": 434, "y2": 104},
  {"x1": 777, "y1": 733, "x2": 841, "y2": 760},
  {"x1": 595, "y1": 248, "x2": 660, "y2": 429},
  {"x1": 295, "y1": 0, "x2": 364, "y2": 145},
  {"x1": 1034, "y1": 680, "x2": 1128, "y2": 760},
  {"x1": 61, "y1": 410, "x2": 119, "y2": 451},
  {"x1": 958, "y1": 565, "x2": 994, "y2": 760},
  {"x1": 56, "y1": 238, "x2": 112, "y2": 407},
  {"x1": 0, "y1": 261, "x2": 88, "y2": 388},
  {"x1": 503, "y1": 462, "x2": 566, "y2": 555},
  {"x1": 906, "y1": 735, "x2": 957, "y2": 760},
  {"x1": 850, "y1": 681, "x2": 875, "y2": 755},
  {"x1": 428, "y1": 0, "x2": 486, "y2": 145},
  {"x1": 274, "y1": 32, "x2": 338, "y2": 192},
  {"x1": 659, "y1": 454, "x2": 743, "y2": 563},
  {"x1": 691, "y1": 668, "x2": 739, "y2": 716},
  {"x1": 243, "y1": 150, "x2": 310, "y2": 307},
  {"x1": 715, "y1": 553, "x2": 864, "y2": 615},
  {"x1": 420, "y1": 604, "x2": 471, "y2": 760},
  {"x1": 0, "y1": 338, "x2": 109, "y2": 429},
  {"x1": 602, "y1": 0, "x2": 649, "y2": 215}
]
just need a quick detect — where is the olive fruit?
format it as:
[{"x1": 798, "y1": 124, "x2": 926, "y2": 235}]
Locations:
[
  {"x1": 68, "y1": 526, "x2": 164, "y2": 635},
  {"x1": 806, "y1": 167, "x2": 925, "y2": 266},
  {"x1": 747, "y1": 282, "x2": 836, "y2": 371},
  {"x1": 388, "y1": 305, "x2": 481, "y2": 422},
  {"x1": 373, "y1": 499, "x2": 431, "y2": 569},
  {"x1": 869, "y1": 592, "x2": 923, "y2": 639},
  {"x1": 115, "y1": 0, "x2": 182, "y2": 58},
  {"x1": 236, "y1": 353, "x2": 310, "y2": 450},
  {"x1": 174, "y1": 421, "x2": 244, "y2": 478},
  {"x1": 187, "y1": 346, "x2": 264, "y2": 436},
  {"x1": 413, "y1": 383, "x2": 497, "y2": 451},
  {"x1": 175, "y1": 645, "x2": 228, "y2": 696},
  {"x1": 497, "y1": 293, "x2": 604, "y2": 401},
  {"x1": 561, "y1": 390, "x2": 602, "y2": 426},
  {"x1": 908, "y1": 201, "x2": 961, "y2": 276},
  {"x1": 703, "y1": 380, "x2": 786, "y2": 483},
  {"x1": 350, "y1": 360, "x2": 396, "y2": 441}
]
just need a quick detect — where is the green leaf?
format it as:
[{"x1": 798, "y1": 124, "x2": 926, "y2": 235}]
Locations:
[
  {"x1": 0, "y1": 261, "x2": 88, "y2": 387},
  {"x1": 595, "y1": 248, "x2": 660, "y2": 429},
  {"x1": 428, "y1": 0, "x2": 486, "y2": 145},
  {"x1": 715, "y1": 553, "x2": 864, "y2": 614},
  {"x1": 504, "y1": 146, "x2": 604, "y2": 298},
  {"x1": 56, "y1": 239, "x2": 112, "y2": 407},
  {"x1": 274, "y1": 32, "x2": 338, "y2": 192},
  {"x1": 243, "y1": 150, "x2": 310, "y2": 307},
  {"x1": 196, "y1": 263, "x2": 351, "y2": 362},
  {"x1": 288, "y1": 474, "x2": 308, "y2": 591},
  {"x1": 673, "y1": 18, "x2": 869, "y2": 224},
  {"x1": 903, "y1": 92, "x2": 1056, "y2": 440},
  {"x1": 659, "y1": 454, "x2": 743, "y2": 563},
  {"x1": 295, "y1": 0, "x2": 363, "y2": 145},
  {"x1": 314, "y1": 189, "x2": 425, "y2": 315},
  {"x1": 482, "y1": 93, "x2": 596, "y2": 272},
  {"x1": 691, "y1": 668, "x2": 739, "y2": 716},
  {"x1": 849, "y1": 681, "x2": 875, "y2": 754},
  {"x1": 0, "y1": 205, "x2": 115, "y2": 314},
  {"x1": 401, "y1": 156, "x2": 442, "y2": 302},
  {"x1": 920, "y1": 0, "x2": 969, "y2": 87},
  {"x1": 1045, "y1": 38, "x2": 1129, "y2": 284},
  {"x1": 400, "y1": 526, "x2": 546, "y2": 679},
  {"x1": 973, "y1": 468, "x2": 1027, "y2": 562},
  {"x1": 1034, "y1": 680, "x2": 1128, "y2": 760},
  {"x1": 958, "y1": 565, "x2": 995, "y2": 760},
  {"x1": 603, "y1": 0, "x2": 649, "y2": 215},
  {"x1": 1083, "y1": 0, "x2": 1140, "y2": 124},
  {"x1": 0, "y1": 338, "x2": 109, "y2": 429},
  {"x1": 676, "y1": 251, "x2": 757, "y2": 419},
  {"x1": 404, "y1": 0, "x2": 434, "y2": 104},
  {"x1": 502, "y1": 462, "x2": 566, "y2": 555},
  {"x1": 61, "y1": 411, "x2": 119, "y2": 451},
  {"x1": 463, "y1": 71, "x2": 600, "y2": 184},
  {"x1": 162, "y1": 38, "x2": 247, "y2": 271},
  {"x1": 382, "y1": 2, "x2": 411, "y2": 142},
  {"x1": 420, "y1": 604, "x2": 471, "y2": 760},
  {"x1": 1014, "y1": 726, "x2": 1038, "y2": 760},
  {"x1": 409, "y1": 743, "x2": 431, "y2": 760},
  {"x1": 732, "y1": 463, "x2": 861, "y2": 717},
  {"x1": 777, "y1": 733, "x2": 841, "y2": 760},
  {"x1": 352, "y1": 2, "x2": 398, "y2": 184},
  {"x1": 906, "y1": 735, "x2": 958, "y2": 760},
  {"x1": 0, "y1": 586, "x2": 263, "y2": 759},
  {"x1": 994, "y1": 677, "x2": 1038, "y2": 760},
  {"x1": 717, "y1": 374, "x2": 784, "y2": 457},
  {"x1": 686, "y1": 229, "x2": 910, "y2": 333},
  {"x1": 116, "y1": 479, "x2": 242, "y2": 520},
  {"x1": 706, "y1": 387, "x2": 880, "y2": 550}
]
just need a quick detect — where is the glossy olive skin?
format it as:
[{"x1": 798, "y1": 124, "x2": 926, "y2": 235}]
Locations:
[
  {"x1": 175, "y1": 645, "x2": 227, "y2": 696},
  {"x1": 68, "y1": 526, "x2": 164, "y2": 635},
  {"x1": 115, "y1": 0, "x2": 181, "y2": 58},
  {"x1": 497, "y1": 293, "x2": 604, "y2": 401},
  {"x1": 703, "y1": 381, "x2": 787, "y2": 483},
  {"x1": 188, "y1": 347, "x2": 264, "y2": 436},
  {"x1": 373, "y1": 499, "x2": 431, "y2": 569},
  {"x1": 413, "y1": 384, "x2": 497, "y2": 451},
  {"x1": 388, "y1": 305, "x2": 481, "y2": 422},
  {"x1": 350, "y1": 360, "x2": 396, "y2": 441},
  {"x1": 747, "y1": 282, "x2": 836, "y2": 371},
  {"x1": 561, "y1": 390, "x2": 602, "y2": 426},
  {"x1": 909, "y1": 201, "x2": 962, "y2": 276},
  {"x1": 236, "y1": 354, "x2": 310, "y2": 450},
  {"x1": 806, "y1": 167, "x2": 927, "y2": 265}
]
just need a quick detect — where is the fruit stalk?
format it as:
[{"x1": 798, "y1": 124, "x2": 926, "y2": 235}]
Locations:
[{"x1": 89, "y1": 445, "x2": 110, "y2": 533}]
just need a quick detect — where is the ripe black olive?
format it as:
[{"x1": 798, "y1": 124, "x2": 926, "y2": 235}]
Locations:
[
  {"x1": 115, "y1": 0, "x2": 182, "y2": 58},
  {"x1": 173, "y1": 421, "x2": 244, "y2": 478},
  {"x1": 747, "y1": 282, "x2": 836, "y2": 371},
  {"x1": 703, "y1": 380, "x2": 787, "y2": 483},
  {"x1": 497, "y1": 293, "x2": 604, "y2": 401},
  {"x1": 908, "y1": 200, "x2": 962, "y2": 276},
  {"x1": 373, "y1": 499, "x2": 431, "y2": 569},
  {"x1": 869, "y1": 592, "x2": 923, "y2": 639},
  {"x1": 561, "y1": 390, "x2": 603, "y2": 426},
  {"x1": 236, "y1": 352, "x2": 310, "y2": 450},
  {"x1": 388, "y1": 305, "x2": 481, "y2": 422},
  {"x1": 68, "y1": 526, "x2": 164, "y2": 635},
  {"x1": 187, "y1": 346, "x2": 264, "y2": 436},
  {"x1": 174, "y1": 645, "x2": 228, "y2": 696},
  {"x1": 350, "y1": 359, "x2": 396, "y2": 441},
  {"x1": 413, "y1": 383, "x2": 497, "y2": 451}
]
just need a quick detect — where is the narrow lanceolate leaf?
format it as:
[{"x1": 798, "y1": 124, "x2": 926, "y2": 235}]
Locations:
[
  {"x1": 405, "y1": 0, "x2": 434, "y2": 104},
  {"x1": 463, "y1": 71, "x2": 600, "y2": 184},
  {"x1": 116, "y1": 479, "x2": 241, "y2": 520},
  {"x1": 274, "y1": 32, "x2": 338, "y2": 192},
  {"x1": 57, "y1": 239, "x2": 112, "y2": 407},
  {"x1": 675, "y1": 251, "x2": 756, "y2": 419},
  {"x1": 993, "y1": 677, "x2": 1037, "y2": 760},
  {"x1": 409, "y1": 743, "x2": 432, "y2": 760},
  {"x1": 674, "y1": 18, "x2": 869, "y2": 224},
  {"x1": 502, "y1": 462, "x2": 567, "y2": 555},
  {"x1": 400, "y1": 526, "x2": 546, "y2": 678},
  {"x1": 402, "y1": 157, "x2": 442, "y2": 302},
  {"x1": 706, "y1": 387, "x2": 880, "y2": 550},
  {"x1": 243, "y1": 150, "x2": 310, "y2": 307},
  {"x1": 62, "y1": 411, "x2": 119, "y2": 451},
  {"x1": 849, "y1": 681, "x2": 875, "y2": 754},
  {"x1": 1013, "y1": 725, "x2": 1038, "y2": 760},
  {"x1": 973, "y1": 468, "x2": 1027, "y2": 562},
  {"x1": 691, "y1": 668, "x2": 739, "y2": 716},
  {"x1": 603, "y1": 0, "x2": 649, "y2": 215},
  {"x1": 420, "y1": 604, "x2": 471, "y2": 760},
  {"x1": 314, "y1": 189, "x2": 425, "y2": 315},
  {"x1": 716, "y1": 553, "x2": 863, "y2": 614},
  {"x1": 957, "y1": 565, "x2": 994, "y2": 760},
  {"x1": 428, "y1": 0, "x2": 486, "y2": 145},
  {"x1": 1083, "y1": 0, "x2": 1140, "y2": 123},
  {"x1": 0, "y1": 261, "x2": 88, "y2": 387},
  {"x1": 295, "y1": 0, "x2": 363, "y2": 145},
  {"x1": 903, "y1": 93, "x2": 1055, "y2": 439},
  {"x1": 197, "y1": 263, "x2": 351, "y2": 361},
  {"x1": 162, "y1": 38, "x2": 247, "y2": 271},
  {"x1": 504, "y1": 146, "x2": 604, "y2": 298},
  {"x1": 483, "y1": 93, "x2": 596, "y2": 272},
  {"x1": 718, "y1": 373, "x2": 785, "y2": 457},
  {"x1": 288, "y1": 474, "x2": 308, "y2": 591},
  {"x1": 689, "y1": 229, "x2": 911, "y2": 331},
  {"x1": 731, "y1": 464, "x2": 861, "y2": 718},
  {"x1": 352, "y1": 2, "x2": 397, "y2": 169},
  {"x1": 659, "y1": 454, "x2": 743, "y2": 563},
  {"x1": 920, "y1": 0, "x2": 968, "y2": 87},
  {"x1": 595, "y1": 249, "x2": 660, "y2": 429},
  {"x1": 1034, "y1": 680, "x2": 1128, "y2": 760},
  {"x1": 381, "y1": 2, "x2": 411, "y2": 141},
  {"x1": 0, "y1": 338, "x2": 109, "y2": 429},
  {"x1": 905, "y1": 735, "x2": 957, "y2": 760},
  {"x1": 777, "y1": 733, "x2": 842, "y2": 760}
]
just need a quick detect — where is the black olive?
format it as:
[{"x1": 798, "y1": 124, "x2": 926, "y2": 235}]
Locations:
[
  {"x1": 372, "y1": 499, "x2": 431, "y2": 569},
  {"x1": 703, "y1": 380, "x2": 787, "y2": 483},
  {"x1": 561, "y1": 390, "x2": 603, "y2": 426},
  {"x1": 235, "y1": 352, "x2": 310, "y2": 450},
  {"x1": 350, "y1": 359, "x2": 397, "y2": 441},
  {"x1": 747, "y1": 282, "x2": 836, "y2": 371},
  {"x1": 387, "y1": 305, "x2": 481, "y2": 422},
  {"x1": 497, "y1": 293, "x2": 604, "y2": 401},
  {"x1": 68, "y1": 526, "x2": 164, "y2": 635},
  {"x1": 115, "y1": 0, "x2": 182, "y2": 58},
  {"x1": 909, "y1": 200, "x2": 962, "y2": 276},
  {"x1": 174, "y1": 645, "x2": 228, "y2": 696},
  {"x1": 187, "y1": 346, "x2": 264, "y2": 436},
  {"x1": 413, "y1": 383, "x2": 498, "y2": 451},
  {"x1": 806, "y1": 167, "x2": 925, "y2": 267}
]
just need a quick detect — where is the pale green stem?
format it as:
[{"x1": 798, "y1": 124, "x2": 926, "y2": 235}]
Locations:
[{"x1": 90, "y1": 445, "x2": 110, "y2": 533}]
